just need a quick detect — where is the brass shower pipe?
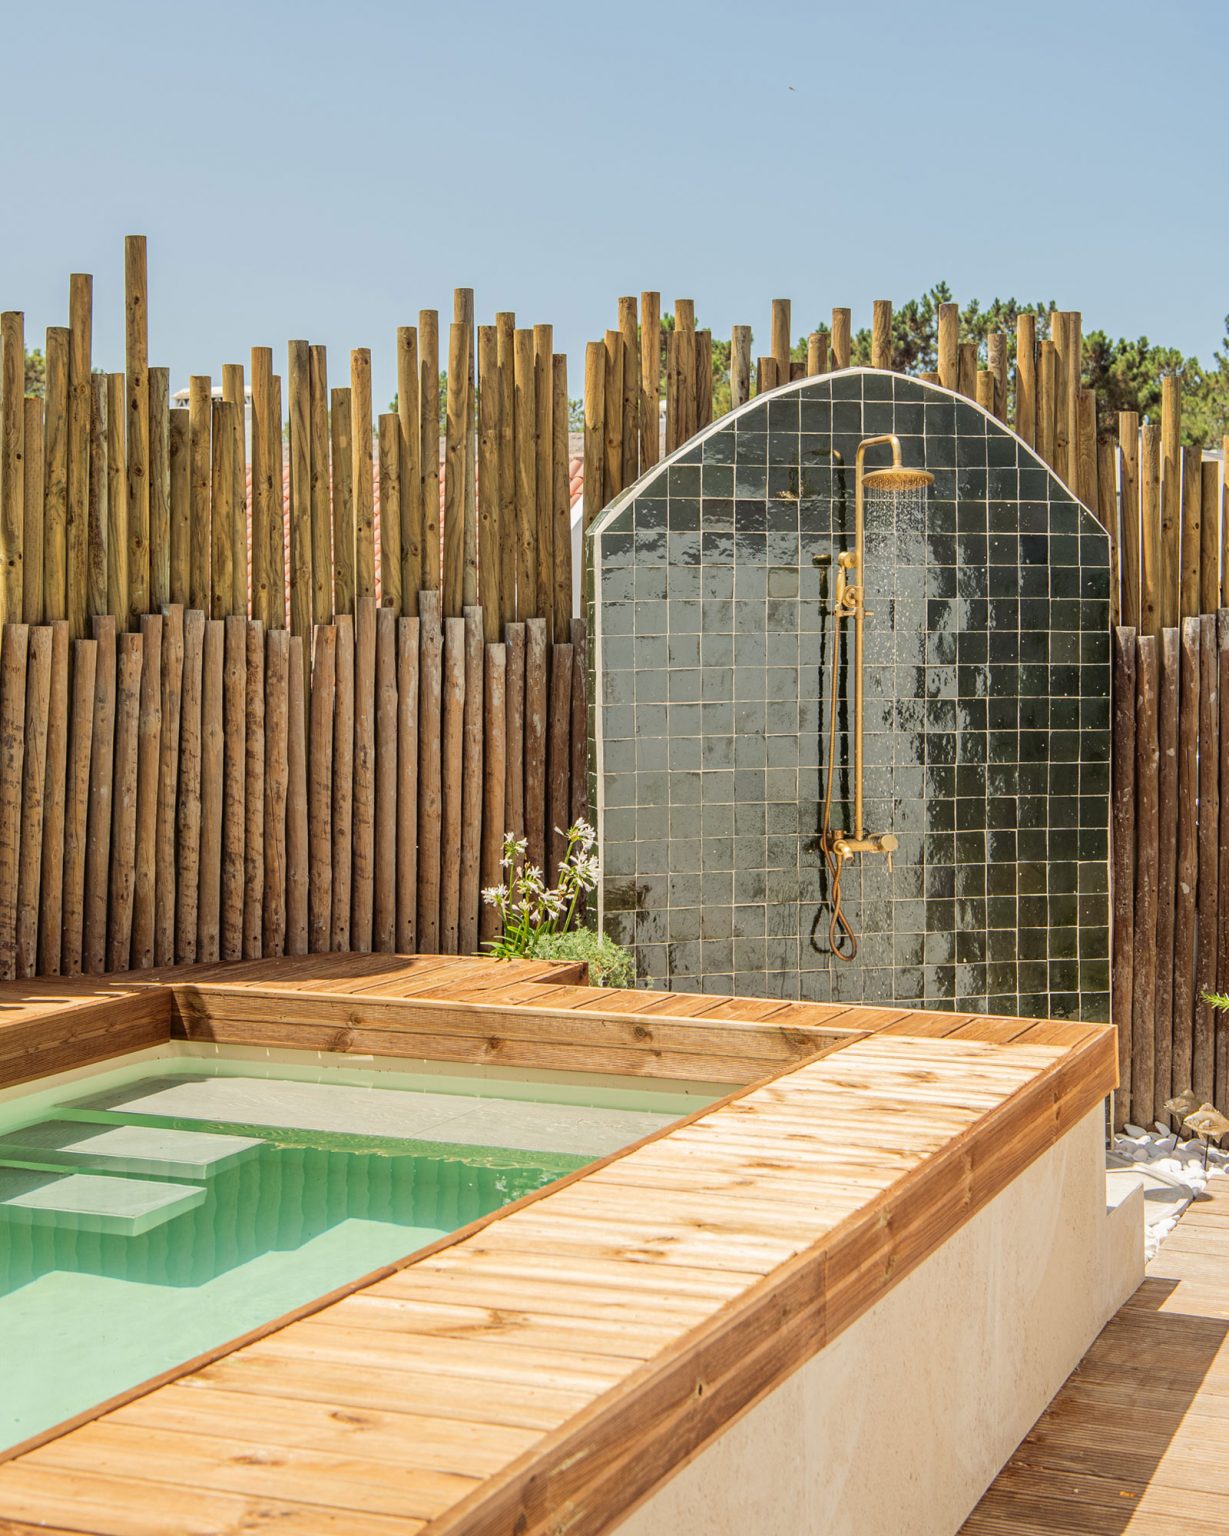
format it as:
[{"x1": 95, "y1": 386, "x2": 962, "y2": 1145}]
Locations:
[{"x1": 821, "y1": 434, "x2": 933, "y2": 919}]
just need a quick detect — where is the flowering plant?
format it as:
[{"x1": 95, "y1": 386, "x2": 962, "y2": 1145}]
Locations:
[{"x1": 482, "y1": 820, "x2": 600, "y2": 959}]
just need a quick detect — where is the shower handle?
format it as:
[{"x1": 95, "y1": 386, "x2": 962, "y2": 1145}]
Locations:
[{"x1": 829, "y1": 831, "x2": 899, "y2": 873}]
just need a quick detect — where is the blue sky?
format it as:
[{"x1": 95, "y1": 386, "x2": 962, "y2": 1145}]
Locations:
[{"x1": 4, "y1": 0, "x2": 1226, "y2": 408}]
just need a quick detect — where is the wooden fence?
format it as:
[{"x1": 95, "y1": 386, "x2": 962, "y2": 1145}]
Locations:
[
  {"x1": 1112, "y1": 618, "x2": 1229, "y2": 1130},
  {"x1": 0, "y1": 237, "x2": 587, "y2": 978},
  {"x1": 580, "y1": 297, "x2": 1228, "y2": 641}
]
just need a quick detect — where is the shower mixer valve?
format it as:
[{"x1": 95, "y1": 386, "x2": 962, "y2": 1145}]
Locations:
[{"x1": 824, "y1": 831, "x2": 899, "y2": 873}]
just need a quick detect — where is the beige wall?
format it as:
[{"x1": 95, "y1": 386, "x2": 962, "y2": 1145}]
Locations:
[{"x1": 613, "y1": 1105, "x2": 1141, "y2": 1536}]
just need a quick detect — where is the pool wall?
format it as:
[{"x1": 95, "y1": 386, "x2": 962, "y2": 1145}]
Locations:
[{"x1": 613, "y1": 1104, "x2": 1142, "y2": 1536}]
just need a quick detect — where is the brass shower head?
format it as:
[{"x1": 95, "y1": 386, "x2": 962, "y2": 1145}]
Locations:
[{"x1": 861, "y1": 465, "x2": 934, "y2": 492}]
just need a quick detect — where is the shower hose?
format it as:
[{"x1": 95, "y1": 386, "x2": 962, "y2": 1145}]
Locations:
[{"x1": 821, "y1": 592, "x2": 857, "y2": 962}]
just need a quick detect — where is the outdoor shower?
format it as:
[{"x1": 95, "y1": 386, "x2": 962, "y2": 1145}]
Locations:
[{"x1": 820, "y1": 434, "x2": 934, "y2": 960}]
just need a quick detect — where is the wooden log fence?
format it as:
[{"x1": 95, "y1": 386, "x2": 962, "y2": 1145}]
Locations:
[{"x1": 1114, "y1": 618, "x2": 1229, "y2": 1128}]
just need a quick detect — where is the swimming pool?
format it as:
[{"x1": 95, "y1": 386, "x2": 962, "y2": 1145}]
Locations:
[{"x1": 0, "y1": 1045, "x2": 720, "y2": 1453}]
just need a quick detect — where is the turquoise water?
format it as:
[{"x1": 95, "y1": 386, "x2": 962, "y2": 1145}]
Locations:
[{"x1": 0, "y1": 1055, "x2": 657, "y2": 1452}]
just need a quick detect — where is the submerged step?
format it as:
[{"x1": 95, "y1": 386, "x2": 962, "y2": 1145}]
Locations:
[
  {"x1": 69, "y1": 1074, "x2": 680, "y2": 1157},
  {"x1": 0, "y1": 1120, "x2": 262, "y2": 1180},
  {"x1": 0, "y1": 1167, "x2": 206, "y2": 1236}
]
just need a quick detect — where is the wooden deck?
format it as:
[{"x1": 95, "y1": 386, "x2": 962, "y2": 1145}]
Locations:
[
  {"x1": 962, "y1": 1172, "x2": 1229, "y2": 1534},
  {"x1": 0, "y1": 956, "x2": 1115, "y2": 1536}
]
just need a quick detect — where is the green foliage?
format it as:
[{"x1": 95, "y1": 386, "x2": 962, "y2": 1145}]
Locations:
[
  {"x1": 527, "y1": 926, "x2": 636, "y2": 988},
  {"x1": 1204, "y1": 989, "x2": 1229, "y2": 1013},
  {"x1": 24, "y1": 349, "x2": 44, "y2": 398},
  {"x1": 482, "y1": 821, "x2": 599, "y2": 959}
]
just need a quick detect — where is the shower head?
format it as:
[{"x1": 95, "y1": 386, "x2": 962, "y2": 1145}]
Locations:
[{"x1": 861, "y1": 464, "x2": 934, "y2": 493}]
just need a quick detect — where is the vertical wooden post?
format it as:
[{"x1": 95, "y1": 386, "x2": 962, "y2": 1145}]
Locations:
[
  {"x1": 263, "y1": 627, "x2": 289, "y2": 956},
  {"x1": 570, "y1": 615, "x2": 589, "y2": 829},
  {"x1": 1118, "y1": 413, "x2": 1140, "y2": 631},
  {"x1": 269, "y1": 373, "x2": 286, "y2": 626},
  {"x1": 329, "y1": 613, "x2": 352, "y2": 950},
  {"x1": 1223, "y1": 436, "x2": 1229, "y2": 609},
  {"x1": 196, "y1": 620, "x2": 224, "y2": 963},
  {"x1": 242, "y1": 617, "x2": 266, "y2": 959},
  {"x1": 771, "y1": 299, "x2": 792, "y2": 382},
  {"x1": 351, "y1": 348, "x2": 374, "y2": 607},
  {"x1": 330, "y1": 386, "x2": 354, "y2": 615},
  {"x1": 514, "y1": 329, "x2": 537, "y2": 618},
  {"x1": 188, "y1": 374, "x2": 211, "y2": 615},
  {"x1": 107, "y1": 373, "x2": 129, "y2": 626},
  {"x1": 1140, "y1": 423, "x2": 1161, "y2": 638},
  {"x1": 251, "y1": 349, "x2": 273, "y2": 625},
  {"x1": 15, "y1": 625, "x2": 49, "y2": 978},
  {"x1": 1130, "y1": 634, "x2": 1158, "y2": 1126},
  {"x1": 210, "y1": 399, "x2": 235, "y2": 618},
  {"x1": 937, "y1": 303, "x2": 959, "y2": 393},
  {"x1": 547, "y1": 642, "x2": 573, "y2": 882},
  {"x1": 395, "y1": 616, "x2": 418, "y2": 952},
  {"x1": 1160, "y1": 373, "x2": 1182, "y2": 628},
  {"x1": 478, "y1": 326, "x2": 501, "y2": 641},
  {"x1": 288, "y1": 340, "x2": 313, "y2": 655},
  {"x1": 975, "y1": 371, "x2": 995, "y2": 413},
  {"x1": 419, "y1": 310, "x2": 441, "y2": 594},
  {"x1": 155, "y1": 605, "x2": 183, "y2": 967},
  {"x1": 603, "y1": 329, "x2": 624, "y2": 506},
  {"x1": 1077, "y1": 388, "x2": 1099, "y2": 511},
  {"x1": 1153, "y1": 627, "x2": 1181, "y2": 1115},
  {"x1": 38, "y1": 621, "x2": 69, "y2": 975},
  {"x1": 871, "y1": 301, "x2": 892, "y2": 370},
  {"x1": 308, "y1": 623, "x2": 335, "y2": 953},
  {"x1": 1196, "y1": 613, "x2": 1220, "y2": 1107},
  {"x1": 1035, "y1": 340, "x2": 1057, "y2": 471},
  {"x1": 125, "y1": 236, "x2": 149, "y2": 624},
  {"x1": 88, "y1": 376, "x2": 108, "y2": 624},
  {"x1": 534, "y1": 323, "x2": 555, "y2": 637},
  {"x1": 1051, "y1": 311, "x2": 1073, "y2": 486},
  {"x1": 439, "y1": 614, "x2": 464, "y2": 951},
  {"x1": 67, "y1": 276, "x2": 92, "y2": 641},
  {"x1": 351, "y1": 595, "x2": 376, "y2": 949},
  {"x1": 378, "y1": 414, "x2": 401, "y2": 612},
  {"x1": 169, "y1": 409, "x2": 190, "y2": 608},
  {"x1": 459, "y1": 605, "x2": 484, "y2": 954},
  {"x1": 43, "y1": 328, "x2": 70, "y2": 624},
  {"x1": 1202, "y1": 459, "x2": 1220, "y2": 618},
  {"x1": 695, "y1": 332, "x2": 713, "y2": 428},
  {"x1": 0, "y1": 624, "x2": 28, "y2": 978},
  {"x1": 23, "y1": 398, "x2": 44, "y2": 627},
  {"x1": 479, "y1": 641, "x2": 506, "y2": 946},
  {"x1": 1014, "y1": 314, "x2": 1036, "y2": 445},
  {"x1": 583, "y1": 341, "x2": 605, "y2": 535},
  {"x1": 504, "y1": 622, "x2": 525, "y2": 849},
  {"x1": 830, "y1": 309, "x2": 851, "y2": 371},
  {"x1": 640, "y1": 292, "x2": 661, "y2": 468},
  {"x1": 1100, "y1": 436, "x2": 1119, "y2": 626},
  {"x1": 61, "y1": 636, "x2": 96, "y2": 975},
  {"x1": 496, "y1": 313, "x2": 517, "y2": 630},
  {"x1": 221, "y1": 363, "x2": 247, "y2": 618},
  {"x1": 373, "y1": 605, "x2": 398, "y2": 952},
  {"x1": 308, "y1": 346, "x2": 331, "y2": 623},
  {"x1": 1173, "y1": 618, "x2": 1201, "y2": 1100},
  {"x1": 524, "y1": 616, "x2": 547, "y2": 875},
  {"x1": 731, "y1": 326, "x2": 752, "y2": 409},
  {"x1": 957, "y1": 343, "x2": 978, "y2": 399},
  {"x1": 806, "y1": 333, "x2": 828, "y2": 377},
  {"x1": 131, "y1": 613, "x2": 162, "y2": 969},
  {"x1": 618, "y1": 298, "x2": 639, "y2": 491},
  {"x1": 149, "y1": 366, "x2": 171, "y2": 614},
  {"x1": 675, "y1": 301, "x2": 696, "y2": 442},
  {"x1": 1, "y1": 313, "x2": 25, "y2": 625},
  {"x1": 396, "y1": 328, "x2": 421, "y2": 617},
  {"x1": 986, "y1": 332, "x2": 1007, "y2": 420},
  {"x1": 1180, "y1": 445, "x2": 1202, "y2": 620},
  {"x1": 443, "y1": 323, "x2": 469, "y2": 618},
  {"x1": 220, "y1": 613, "x2": 247, "y2": 961},
  {"x1": 285, "y1": 634, "x2": 308, "y2": 956},
  {"x1": 552, "y1": 355, "x2": 572, "y2": 640},
  {"x1": 416, "y1": 591, "x2": 441, "y2": 950},
  {"x1": 84, "y1": 616, "x2": 115, "y2": 973}
]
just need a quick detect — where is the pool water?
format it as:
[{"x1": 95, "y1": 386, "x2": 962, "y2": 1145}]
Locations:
[{"x1": 0, "y1": 1050, "x2": 711, "y2": 1451}]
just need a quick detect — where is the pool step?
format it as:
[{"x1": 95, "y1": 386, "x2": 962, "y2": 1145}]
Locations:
[
  {"x1": 0, "y1": 1166, "x2": 206, "y2": 1236},
  {"x1": 0, "y1": 1120, "x2": 262, "y2": 1180}
]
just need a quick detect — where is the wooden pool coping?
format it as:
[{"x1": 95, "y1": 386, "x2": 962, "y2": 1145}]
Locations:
[{"x1": 0, "y1": 955, "x2": 1116, "y2": 1536}]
